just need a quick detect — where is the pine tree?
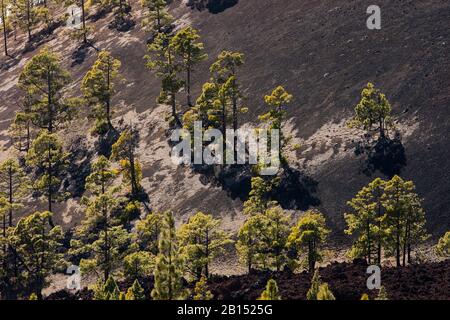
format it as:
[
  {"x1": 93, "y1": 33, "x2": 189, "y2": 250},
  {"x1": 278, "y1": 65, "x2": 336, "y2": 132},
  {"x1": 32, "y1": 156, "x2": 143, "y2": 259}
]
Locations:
[
  {"x1": 349, "y1": 82, "x2": 393, "y2": 139},
  {"x1": 141, "y1": 0, "x2": 172, "y2": 33},
  {"x1": 0, "y1": 158, "x2": 29, "y2": 297},
  {"x1": 28, "y1": 293, "x2": 38, "y2": 300},
  {"x1": 70, "y1": 156, "x2": 132, "y2": 282},
  {"x1": 125, "y1": 279, "x2": 146, "y2": 300},
  {"x1": 182, "y1": 81, "x2": 221, "y2": 138},
  {"x1": 0, "y1": 159, "x2": 30, "y2": 229},
  {"x1": 26, "y1": 131, "x2": 70, "y2": 226},
  {"x1": 236, "y1": 206, "x2": 289, "y2": 272},
  {"x1": 151, "y1": 211, "x2": 187, "y2": 300},
  {"x1": 210, "y1": 51, "x2": 244, "y2": 152},
  {"x1": 306, "y1": 270, "x2": 321, "y2": 300},
  {"x1": 85, "y1": 155, "x2": 117, "y2": 196},
  {"x1": 236, "y1": 213, "x2": 266, "y2": 273},
  {"x1": 287, "y1": 210, "x2": 329, "y2": 273},
  {"x1": 11, "y1": 0, "x2": 41, "y2": 42},
  {"x1": 361, "y1": 293, "x2": 370, "y2": 300},
  {"x1": 193, "y1": 275, "x2": 213, "y2": 300},
  {"x1": 345, "y1": 177, "x2": 386, "y2": 264},
  {"x1": 178, "y1": 211, "x2": 232, "y2": 279},
  {"x1": 172, "y1": 26, "x2": 207, "y2": 107},
  {"x1": 436, "y1": 231, "x2": 450, "y2": 258},
  {"x1": 375, "y1": 286, "x2": 388, "y2": 300},
  {"x1": 82, "y1": 50, "x2": 121, "y2": 134},
  {"x1": 317, "y1": 283, "x2": 336, "y2": 300},
  {"x1": 136, "y1": 212, "x2": 164, "y2": 255},
  {"x1": 382, "y1": 175, "x2": 428, "y2": 266},
  {"x1": 123, "y1": 251, "x2": 155, "y2": 281},
  {"x1": 8, "y1": 95, "x2": 35, "y2": 153},
  {"x1": 243, "y1": 176, "x2": 278, "y2": 216},
  {"x1": 111, "y1": 126, "x2": 142, "y2": 200},
  {"x1": 259, "y1": 279, "x2": 281, "y2": 300},
  {"x1": 18, "y1": 48, "x2": 73, "y2": 133},
  {"x1": 263, "y1": 206, "x2": 290, "y2": 272},
  {"x1": 9, "y1": 211, "x2": 65, "y2": 299},
  {"x1": 94, "y1": 275, "x2": 121, "y2": 300},
  {"x1": 258, "y1": 86, "x2": 293, "y2": 161},
  {"x1": 145, "y1": 32, "x2": 184, "y2": 127},
  {"x1": 78, "y1": 224, "x2": 133, "y2": 283}
]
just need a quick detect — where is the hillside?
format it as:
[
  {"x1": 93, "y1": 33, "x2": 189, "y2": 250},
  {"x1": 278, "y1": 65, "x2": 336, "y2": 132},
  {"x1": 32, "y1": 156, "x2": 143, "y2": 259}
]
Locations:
[{"x1": 0, "y1": 0, "x2": 449, "y2": 240}]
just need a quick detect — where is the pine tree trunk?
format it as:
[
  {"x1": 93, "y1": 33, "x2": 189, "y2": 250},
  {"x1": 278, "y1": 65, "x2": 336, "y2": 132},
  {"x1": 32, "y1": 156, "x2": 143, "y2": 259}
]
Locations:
[
  {"x1": 8, "y1": 165, "x2": 13, "y2": 227},
  {"x1": 205, "y1": 229, "x2": 209, "y2": 278},
  {"x1": 187, "y1": 53, "x2": 192, "y2": 107},
  {"x1": 81, "y1": 0, "x2": 87, "y2": 44},
  {"x1": 396, "y1": 214, "x2": 401, "y2": 267},
  {"x1": 47, "y1": 68, "x2": 53, "y2": 133},
  {"x1": 47, "y1": 144, "x2": 54, "y2": 227},
  {"x1": 103, "y1": 202, "x2": 109, "y2": 282},
  {"x1": 232, "y1": 78, "x2": 238, "y2": 156},
  {"x1": 106, "y1": 58, "x2": 112, "y2": 130},
  {"x1": 1, "y1": 0, "x2": 7, "y2": 56},
  {"x1": 26, "y1": 0, "x2": 31, "y2": 42},
  {"x1": 367, "y1": 221, "x2": 371, "y2": 264},
  {"x1": 129, "y1": 150, "x2": 138, "y2": 199}
]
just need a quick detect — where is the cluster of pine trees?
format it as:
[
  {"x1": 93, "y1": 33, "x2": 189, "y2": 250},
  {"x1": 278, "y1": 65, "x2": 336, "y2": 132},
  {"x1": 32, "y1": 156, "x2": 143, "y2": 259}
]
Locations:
[{"x1": 0, "y1": 0, "x2": 448, "y2": 301}]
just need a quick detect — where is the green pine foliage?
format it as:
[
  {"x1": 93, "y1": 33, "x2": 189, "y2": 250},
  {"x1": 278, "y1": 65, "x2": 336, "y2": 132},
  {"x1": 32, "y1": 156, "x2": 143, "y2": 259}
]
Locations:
[
  {"x1": 136, "y1": 212, "x2": 164, "y2": 255},
  {"x1": 258, "y1": 279, "x2": 281, "y2": 300},
  {"x1": 193, "y1": 275, "x2": 213, "y2": 300},
  {"x1": 145, "y1": 32, "x2": 184, "y2": 127},
  {"x1": 258, "y1": 86, "x2": 293, "y2": 162},
  {"x1": 349, "y1": 82, "x2": 393, "y2": 139},
  {"x1": 81, "y1": 50, "x2": 121, "y2": 134},
  {"x1": 178, "y1": 211, "x2": 232, "y2": 279},
  {"x1": 141, "y1": 0, "x2": 173, "y2": 32},
  {"x1": 317, "y1": 283, "x2": 336, "y2": 300},
  {"x1": 306, "y1": 270, "x2": 335, "y2": 300},
  {"x1": 345, "y1": 177, "x2": 386, "y2": 264},
  {"x1": 111, "y1": 127, "x2": 143, "y2": 199},
  {"x1": 436, "y1": 231, "x2": 450, "y2": 258},
  {"x1": 26, "y1": 131, "x2": 70, "y2": 224},
  {"x1": 172, "y1": 26, "x2": 208, "y2": 107},
  {"x1": 375, "y1": 286, "x2": 388, "y2": 300},
  {"x1": 306, "y1": 270, "x2": 321, "y2": 300},
  {"x1": 151, "y1": 211, "x2": 188, "y2": 300},
  {"x1": 125, "y1": 279, "x2": 146, "y2": 300},
  {"x1": 94, "y1": 275, "x2": 121, "y2": 300},
  {"x1": 9, "y1": 211, "x2": 65, "y2": 299},
  {"x1": 0, "y1": 159, "x2": 30, "y2": 228},
  {"x1": 382, "y1": 176, "x2": 428, "y2": 266},
  {"x1": 287, "y1": 210, "x2": 330, "y2": 273},
  {"x1": 361, "y1": 293, "x2": 370, "y2": 300},
  {"x1": 123, "y1": 251, "x2": 155, "y2": 281},
  {"x1": 345, "y1": 176, "x2": 428, "y2": 266},
  {"x1": 237, "y1": 206, "x2": 290, "y2": 272},
  {"x1": 18, "y1": 48, "x2": 74, "y2": 133},
  {"x1": 70, "y1": 156, "x2": 134, "y2": 282}
]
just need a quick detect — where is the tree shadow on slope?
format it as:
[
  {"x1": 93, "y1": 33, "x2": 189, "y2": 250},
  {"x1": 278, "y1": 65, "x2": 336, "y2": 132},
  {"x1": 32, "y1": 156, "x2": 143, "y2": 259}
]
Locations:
[
  {"x1": 194, "y1": 163, "x2": 320, "y2": 210},
  {"x1": 354, "y1": 133, "x2": 407, "y2": 178},
  {"x1": 187, "y1": 0, "x2": 239, "y2": 14},
  {"x1": 64, "y1": 136, "x2": 94, "y2": 197},
  {"x1": 95, "y1": 129, "x2": 120, "y2": 158},
  {"x1": 23, "y1": 18, "x2": 66, "y2": 54}
]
